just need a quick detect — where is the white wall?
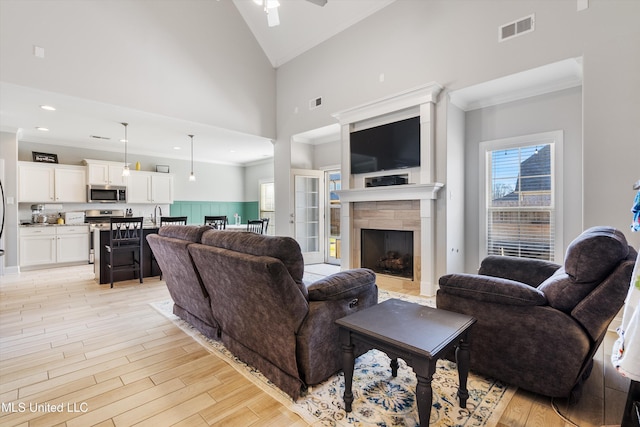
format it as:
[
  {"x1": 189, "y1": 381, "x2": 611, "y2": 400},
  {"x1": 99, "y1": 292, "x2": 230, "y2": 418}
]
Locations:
[
  {"x1": 0, "y1": 0, "x2": 276, "y2": 138},
  {"x1": 274, "y1": 0, "x2": 640, "y2": 276},
  {"x1": 244, "y1": 160, "x2": 274, "y2": 201},
  {"x1": 445, "y1": 102, "x2": 466, "y2": 273},
  {"x1": 0, "y1": 132, "x2": 19, "y2": 271},
  {"x1": 313, "y1": 140, "x2": 341, "y2": 170}
]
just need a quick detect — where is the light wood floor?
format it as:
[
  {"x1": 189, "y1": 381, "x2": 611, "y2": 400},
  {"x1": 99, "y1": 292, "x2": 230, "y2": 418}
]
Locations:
[{"x1": 0, "y1": 264, "x2": 630, "y2": 427}]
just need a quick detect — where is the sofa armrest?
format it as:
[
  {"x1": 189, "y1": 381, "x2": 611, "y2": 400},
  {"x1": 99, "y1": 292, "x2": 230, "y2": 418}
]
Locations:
[
  {"x1": 307, "y1": 268, "x2": 376, "y2": 301},
  {"x1": 478, "y1": 255, "x2": 561, "y2": 286},
  {"x1": 297, "y1": 270, "x2": 378, "y2": 385},
  {"x1": 438, "y1": 273, "x2": 547, "y2": 306}
]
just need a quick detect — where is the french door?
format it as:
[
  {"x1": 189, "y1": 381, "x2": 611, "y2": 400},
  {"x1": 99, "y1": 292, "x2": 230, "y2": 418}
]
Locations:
[{"x1": 291, "y1": 169, "x2": 325, "y2": 264}]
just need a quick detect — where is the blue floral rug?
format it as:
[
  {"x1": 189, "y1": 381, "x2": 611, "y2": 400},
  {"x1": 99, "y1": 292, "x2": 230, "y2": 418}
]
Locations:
[{"x1": 151, "y1": 290, "x2": 514, "y2": 426}]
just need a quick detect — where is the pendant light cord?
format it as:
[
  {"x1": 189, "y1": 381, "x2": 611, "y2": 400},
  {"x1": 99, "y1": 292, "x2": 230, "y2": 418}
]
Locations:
[{"x1": 122, "y1": 122, "x2": 128, "y2": 165}]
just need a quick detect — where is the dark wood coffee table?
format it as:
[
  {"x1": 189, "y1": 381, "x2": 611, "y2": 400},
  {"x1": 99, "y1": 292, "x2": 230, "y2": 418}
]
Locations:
[{"x1": 336, "y1": 298, "x2": 476, "y2": 426}]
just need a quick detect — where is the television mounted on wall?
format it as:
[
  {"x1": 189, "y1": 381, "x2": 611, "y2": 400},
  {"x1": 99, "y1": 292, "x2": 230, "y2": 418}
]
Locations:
[{"x1": 350, "y1": 116, "x2": 420, "y2": 174}]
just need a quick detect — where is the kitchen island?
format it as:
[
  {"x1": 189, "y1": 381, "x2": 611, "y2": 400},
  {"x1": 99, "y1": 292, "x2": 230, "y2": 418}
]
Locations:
[{"x1": 94, "y1": 226, "x2": 161, "y2": 284}]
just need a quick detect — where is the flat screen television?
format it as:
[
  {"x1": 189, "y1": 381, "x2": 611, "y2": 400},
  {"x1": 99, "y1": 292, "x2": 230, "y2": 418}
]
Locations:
[{"x1": 350, "y1": 116, "x2": 420, "y2": 174}]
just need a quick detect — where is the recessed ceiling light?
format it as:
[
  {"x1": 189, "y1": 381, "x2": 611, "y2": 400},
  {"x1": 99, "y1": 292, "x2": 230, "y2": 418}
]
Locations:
[
  {"x1": 230, "y1": 150, "x2": 236, "y2": 153},
  {"x1": 36, "y1": 127, "x2": 49, "y2": 131},
  {"x1": 173, "y1": 146, "x2": 181, "y2": 150},
  {"x1": 119, "y1": 139, "x2": 127, "y2": 143},
  {"x1": 40, "y1": 105, "x2": 56, "y2": 111}
]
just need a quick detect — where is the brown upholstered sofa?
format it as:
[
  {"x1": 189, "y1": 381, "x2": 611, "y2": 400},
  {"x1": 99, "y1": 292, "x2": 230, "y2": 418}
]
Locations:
[
  {"x1": 436, "y1": 226, "x2": 637, "y2": 402},
  {"x1": 147, "y1": 226, "x2": 378, "y2": 400}
]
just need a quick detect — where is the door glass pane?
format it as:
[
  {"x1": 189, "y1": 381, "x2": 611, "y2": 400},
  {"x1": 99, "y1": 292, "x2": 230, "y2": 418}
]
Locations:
[
  {"x1": 295, "y1": 176, "x2": 319, "y2": 252},
  {"x1": 327, "y1": 172, "x2": 341, "y2": 264}
]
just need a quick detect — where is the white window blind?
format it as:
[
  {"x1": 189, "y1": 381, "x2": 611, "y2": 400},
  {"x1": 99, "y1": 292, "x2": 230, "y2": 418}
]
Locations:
[
  {"x1": 259, "y1": 181, "x2": 275, "y2": 235},
  {"x1": 486, "y1": 142, "x2": 556, "y2": 261}
]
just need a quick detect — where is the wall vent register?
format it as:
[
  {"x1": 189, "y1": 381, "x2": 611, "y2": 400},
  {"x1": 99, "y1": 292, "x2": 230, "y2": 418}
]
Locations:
[{"x1": 499, "y1": 14, "x2": 535, "y2": 42}]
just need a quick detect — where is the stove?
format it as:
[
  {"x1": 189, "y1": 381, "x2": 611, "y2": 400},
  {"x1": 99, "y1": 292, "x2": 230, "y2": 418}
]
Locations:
[
  {"x1": 85, "y1": 209, "x2": 125, "y2": 264},
  {"x1": 85, "y1": 209, "x2": 125, "y2": 229}
]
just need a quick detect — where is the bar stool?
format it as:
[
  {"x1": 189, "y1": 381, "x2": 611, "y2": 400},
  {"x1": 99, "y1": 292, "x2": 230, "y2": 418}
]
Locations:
[
  {"x1": 247, "y1": 219, "x2": 266, "y2": 234},
  {"x1": 105, "y1": 217, "x2": 144, "y2": 288},
  {"x1": 204, "y1": 215, "x2": 228, "y2": 229},
  {"x1": 160, "y1": 216, "x2": 188, "y2": 225}
]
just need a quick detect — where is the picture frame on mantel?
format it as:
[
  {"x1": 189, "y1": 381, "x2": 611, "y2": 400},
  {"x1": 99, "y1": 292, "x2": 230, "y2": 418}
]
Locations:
[
  {"x1": 156, "y1": 165, "x2": 170, "y2": 173},
  {"x1": 32, "y1": 151, "x2": 58, "y2": 163}
]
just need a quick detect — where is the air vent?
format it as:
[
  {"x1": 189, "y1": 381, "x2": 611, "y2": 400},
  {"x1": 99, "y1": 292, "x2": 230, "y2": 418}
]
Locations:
[
  {"x1": 90, "y1": 135, "x2": 111, "y2": 140},
  {"x1": 309, "y1": 96, "x2": 322, "y2": 110},
  {"x1": 499, "y1": 14, "x2": 535, "y2": 42}
]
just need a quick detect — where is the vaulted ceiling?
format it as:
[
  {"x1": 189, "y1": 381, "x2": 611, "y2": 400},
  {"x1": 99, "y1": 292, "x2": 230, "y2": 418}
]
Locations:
[{"x1": 0, "y1": 1, "x2": 396, "y2": 165}]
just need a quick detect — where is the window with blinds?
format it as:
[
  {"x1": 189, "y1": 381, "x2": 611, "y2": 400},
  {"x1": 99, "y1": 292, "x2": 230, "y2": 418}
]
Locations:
[
  {"x1": 486, "y1": 142, "x2": 556, "y2": 261},
  {"x1": 259, "y1": 181, "x2": 275, "y2": 235}
]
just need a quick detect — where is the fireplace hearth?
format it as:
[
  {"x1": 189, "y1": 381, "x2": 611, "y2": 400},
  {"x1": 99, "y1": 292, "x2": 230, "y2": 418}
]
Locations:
[{"x1": 361, "y1": 229, "x2": 413, "y2": 280}]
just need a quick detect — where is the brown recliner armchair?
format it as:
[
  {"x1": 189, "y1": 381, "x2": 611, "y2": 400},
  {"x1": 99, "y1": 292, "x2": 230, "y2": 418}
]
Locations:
[{"x1": 436, "y1": 226, "x2": 637, "y2": 402}]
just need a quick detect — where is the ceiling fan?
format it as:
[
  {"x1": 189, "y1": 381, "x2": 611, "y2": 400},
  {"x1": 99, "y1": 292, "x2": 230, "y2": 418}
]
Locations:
[{"x1": 253, "y1": 0, "x2": 327, "y2": 27}]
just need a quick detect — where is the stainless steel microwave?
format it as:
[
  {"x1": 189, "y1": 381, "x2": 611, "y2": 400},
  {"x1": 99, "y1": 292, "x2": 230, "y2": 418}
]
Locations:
[{"x1": 87, "y1": 185, "x2": 127, "y2": 203}]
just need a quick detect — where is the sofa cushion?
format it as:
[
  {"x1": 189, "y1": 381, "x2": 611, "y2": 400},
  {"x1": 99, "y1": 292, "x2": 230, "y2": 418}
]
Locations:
[
  {"x1": 438, "y1": 273, "x2": 547, "y2": 306},
  {"x1": 538, "y1": 226, "x2": 629, "y2": 313},
  {"x1": 200, "y1": 230, "x2": 306, "y2": 296},
  {"x1": 159, "y1": 224, "x2": 211, "y2": 242}
]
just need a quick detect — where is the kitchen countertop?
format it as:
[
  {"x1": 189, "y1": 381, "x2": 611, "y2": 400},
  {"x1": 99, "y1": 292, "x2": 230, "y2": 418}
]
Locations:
[{"x1": 20, "y1": 223, "x2": 89, "y2": 227}]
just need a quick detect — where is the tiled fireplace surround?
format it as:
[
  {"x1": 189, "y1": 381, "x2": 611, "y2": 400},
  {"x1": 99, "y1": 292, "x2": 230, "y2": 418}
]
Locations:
[{"x1": 334, "y1": 83, "x2": 444, "y2": 296}]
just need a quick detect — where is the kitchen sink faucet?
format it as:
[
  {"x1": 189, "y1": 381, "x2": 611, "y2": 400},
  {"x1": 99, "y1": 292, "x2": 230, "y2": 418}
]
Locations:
[{"x1": 153, "y1": 205, "x2": 162, "y2": 226}]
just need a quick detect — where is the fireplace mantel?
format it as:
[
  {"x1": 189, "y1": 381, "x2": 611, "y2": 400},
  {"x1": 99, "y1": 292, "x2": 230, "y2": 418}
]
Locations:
[
  {"x1": 333, "y1": 82, "x2": 444, "y2": 296},
  {"x1": 336, "y1": 183, "x2": 443, "y2": 203}
]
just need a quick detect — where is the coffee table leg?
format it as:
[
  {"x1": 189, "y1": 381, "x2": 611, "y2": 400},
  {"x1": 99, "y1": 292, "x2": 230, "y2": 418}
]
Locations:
[
  {"x1": 340, "y1": 330, "x2": 355, "y2": 413},
  {"x1": 390, "y1": 358, "x2": 399, "y2": 377},
  {"x1": 415, "y1": 360, "x2": 436, "y2": 427},
  {"x1": 456, "y1": 333, "x2": 471, "y2": 407}
]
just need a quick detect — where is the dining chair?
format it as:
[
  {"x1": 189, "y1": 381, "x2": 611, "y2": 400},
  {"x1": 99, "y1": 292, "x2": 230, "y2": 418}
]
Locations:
[
  {"x1": 160, "y1": 216, "x2": 188, "y2": 225},
  {"x1": 105, "y1": 217, "x2": 144, "y2": 288},
  {"x1": 204, "y1": 215, "x2": 228, "y2": 230},
  {"x1": 247, "y1": 219, "x2": 266, "y2": 234},
  {"x1": 261, "y1": 217, "x2": 270, "y2": 234}
]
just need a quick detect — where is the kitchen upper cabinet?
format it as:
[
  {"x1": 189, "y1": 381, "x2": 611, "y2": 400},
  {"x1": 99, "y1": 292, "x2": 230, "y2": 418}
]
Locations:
[
  {"x1": 18, "y1": 162, "x2": 86, "y2": 203},
  {"x1": 85, "y1": 159, "x2": 127, "y2": 186},
  {"x1": 54, "y1": 168, "x2": 86, "y2": 202},
  {"x1": 127, "y1": 171, "x2": 173, "y2": 204}
]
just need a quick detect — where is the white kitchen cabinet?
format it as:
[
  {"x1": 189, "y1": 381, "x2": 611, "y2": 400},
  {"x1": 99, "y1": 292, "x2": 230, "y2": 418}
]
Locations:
[
  {"x1": 19, "y1": 227, "x2": 57, "y2": 266},
  {"x1": 18, "y1": 162, "x2": 86, "y2": 203},
  {"x1": 54, "y1": 168, "x2": 86, "y2": 202},
  {"x1": 85, "y1": 159, "x2": 127, "y2": 186},
  {"x1": 20, "y1": 225, "x2": 89, "y2": 267},
  {"x1": 127, "y1": 171, "x2": 173, "y2": 204}
]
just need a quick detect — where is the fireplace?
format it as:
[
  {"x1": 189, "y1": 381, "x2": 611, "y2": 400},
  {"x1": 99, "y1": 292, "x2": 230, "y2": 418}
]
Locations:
[
  {"x1": 333, "y1": 82, "x2": 444, "y2": 295},
  {"x1": 361, "y1": 229, "x2": 414, "y2": 280}
]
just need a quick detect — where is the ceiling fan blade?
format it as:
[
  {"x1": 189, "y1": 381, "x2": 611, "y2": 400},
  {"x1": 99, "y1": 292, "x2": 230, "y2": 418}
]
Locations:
[{"x1": 305, "y1": 0, "x2": 327, "y2": 6}]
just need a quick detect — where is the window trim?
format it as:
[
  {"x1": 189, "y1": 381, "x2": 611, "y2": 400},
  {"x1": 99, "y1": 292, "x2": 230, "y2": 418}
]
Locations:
[{"x1": 479, "y1": 130, "x2": 564, "y2": 262}]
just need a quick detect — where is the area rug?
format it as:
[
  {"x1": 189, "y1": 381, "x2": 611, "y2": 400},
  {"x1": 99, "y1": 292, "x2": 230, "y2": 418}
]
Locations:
[{"x1": 150, "y1": 290, "x2": 515, "y2": 426}]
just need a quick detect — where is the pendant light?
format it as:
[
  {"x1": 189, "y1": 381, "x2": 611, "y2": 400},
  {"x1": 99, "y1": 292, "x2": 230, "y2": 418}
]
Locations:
[
  {"x1": 121, "y1": 122, "x2": 130, "y2": 176},
  {"x1": 188, "y1": 134, "x2": 196, "y2": 182}
]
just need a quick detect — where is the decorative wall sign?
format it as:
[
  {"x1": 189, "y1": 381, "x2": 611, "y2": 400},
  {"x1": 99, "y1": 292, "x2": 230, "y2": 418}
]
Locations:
[{"x1": 32, "y1": 151, "x2": 58, "y2": 163}]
